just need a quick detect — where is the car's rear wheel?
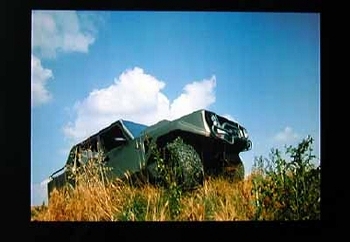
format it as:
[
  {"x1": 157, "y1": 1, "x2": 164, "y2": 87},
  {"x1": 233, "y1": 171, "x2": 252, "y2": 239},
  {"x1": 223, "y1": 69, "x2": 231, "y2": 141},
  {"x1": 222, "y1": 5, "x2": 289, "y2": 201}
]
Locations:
[{"x1": 166, "y1": 137, "x2": 204, "y2": 190}]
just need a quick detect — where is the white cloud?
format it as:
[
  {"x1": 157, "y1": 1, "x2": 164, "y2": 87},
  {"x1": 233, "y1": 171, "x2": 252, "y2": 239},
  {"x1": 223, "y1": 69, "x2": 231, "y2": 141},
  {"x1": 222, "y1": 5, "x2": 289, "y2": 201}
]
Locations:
[
  {"x1": 63, "y1": 67, "x2": 217, "y2": 142},
  {"x1": 31, "y1": 55, "x2": 53, "y2": 107},
  {"x1": 32, "y1": 10, "x2": 96, "y2": 58},
  {"x1": 170, "y1": 76, "x2": 216, "y2": 120},
  {"x1": 273, "y1": 126, "x2": 300, "y2": 144}
]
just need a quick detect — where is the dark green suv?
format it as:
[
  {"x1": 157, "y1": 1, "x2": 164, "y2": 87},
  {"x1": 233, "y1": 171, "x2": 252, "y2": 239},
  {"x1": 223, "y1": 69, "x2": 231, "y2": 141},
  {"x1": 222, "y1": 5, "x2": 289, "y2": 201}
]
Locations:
[{"x1": 47, "y1": 109, "x2": 252, "y2": 199}]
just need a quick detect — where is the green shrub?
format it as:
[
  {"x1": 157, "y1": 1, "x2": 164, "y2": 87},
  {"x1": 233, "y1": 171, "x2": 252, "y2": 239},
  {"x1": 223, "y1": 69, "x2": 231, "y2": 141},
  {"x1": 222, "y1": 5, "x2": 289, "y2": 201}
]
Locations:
[
  {"x1": 119, "y1": 193, "x2": 148, "y2": 221},
  {"x1": 252, "y1": 135, "x2": 320, "y2": 220}
]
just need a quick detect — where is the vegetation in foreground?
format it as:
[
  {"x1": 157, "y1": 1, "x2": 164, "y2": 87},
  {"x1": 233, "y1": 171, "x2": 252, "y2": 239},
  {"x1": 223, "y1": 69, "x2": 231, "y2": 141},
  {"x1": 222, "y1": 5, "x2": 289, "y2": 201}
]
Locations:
[{"x1": 31, "y1": 136, "x2": 320, "y2": 221}]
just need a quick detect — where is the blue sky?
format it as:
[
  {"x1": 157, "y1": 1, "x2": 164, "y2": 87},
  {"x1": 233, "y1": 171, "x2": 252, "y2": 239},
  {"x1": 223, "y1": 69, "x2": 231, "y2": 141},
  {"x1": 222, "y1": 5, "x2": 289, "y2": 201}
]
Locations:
[{"x1": 31, "y1": 11, "x2": 320, "y2": 206}]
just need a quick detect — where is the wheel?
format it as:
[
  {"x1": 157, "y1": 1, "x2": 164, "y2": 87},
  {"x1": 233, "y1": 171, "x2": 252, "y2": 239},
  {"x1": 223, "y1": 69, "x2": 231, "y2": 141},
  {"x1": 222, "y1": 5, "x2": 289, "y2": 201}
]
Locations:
[{"x1": 166, "y1": 137, "x2": 204, "y2": 190}]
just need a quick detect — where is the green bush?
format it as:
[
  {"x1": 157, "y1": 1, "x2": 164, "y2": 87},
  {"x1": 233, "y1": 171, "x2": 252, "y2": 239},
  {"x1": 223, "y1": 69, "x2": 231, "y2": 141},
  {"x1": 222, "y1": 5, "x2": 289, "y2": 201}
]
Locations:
[
  {"x1": 252, "y1": 135, "x2": 320, "y2": 220},
  {"x1": 119, "y1": 193, "x2": 148, "y2": 221}
]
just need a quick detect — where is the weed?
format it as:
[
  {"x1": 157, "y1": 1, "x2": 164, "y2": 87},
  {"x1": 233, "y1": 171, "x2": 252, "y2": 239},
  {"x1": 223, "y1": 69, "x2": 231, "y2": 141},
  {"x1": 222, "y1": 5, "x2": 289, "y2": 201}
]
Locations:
[{"x1": 251, "y1": 135, "x2": 320, "y2": 220}]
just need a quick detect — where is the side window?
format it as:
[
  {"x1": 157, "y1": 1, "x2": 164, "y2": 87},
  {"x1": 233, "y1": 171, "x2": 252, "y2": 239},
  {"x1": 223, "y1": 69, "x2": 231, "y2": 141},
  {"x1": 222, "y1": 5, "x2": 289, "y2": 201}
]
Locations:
[
  {"x1": 75, "y1": 137, "x2": 100, "y2": 165},
  {"x1": 75, "y1": 146, "x2": 88, "y2": 165},
  {"x1": 81, "y1": 150, "x2": 89, "y2": 163},
  {"x1": 99, "y1": 125, "x2": 128, "y2": 152}
]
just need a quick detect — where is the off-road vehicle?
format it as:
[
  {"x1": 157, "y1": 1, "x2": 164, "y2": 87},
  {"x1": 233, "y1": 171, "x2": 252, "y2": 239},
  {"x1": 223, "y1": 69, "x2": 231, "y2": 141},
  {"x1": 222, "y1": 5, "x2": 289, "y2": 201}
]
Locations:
[{"x1": 47, "y1": 109, "x2": 252, "y2": 199}]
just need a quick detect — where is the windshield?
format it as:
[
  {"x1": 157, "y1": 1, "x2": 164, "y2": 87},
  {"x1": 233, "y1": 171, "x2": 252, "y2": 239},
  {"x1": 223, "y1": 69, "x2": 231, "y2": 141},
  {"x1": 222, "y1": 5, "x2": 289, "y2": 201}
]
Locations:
[{"x1": 122, "y1": 120, "x2": 148, "y2": 138}]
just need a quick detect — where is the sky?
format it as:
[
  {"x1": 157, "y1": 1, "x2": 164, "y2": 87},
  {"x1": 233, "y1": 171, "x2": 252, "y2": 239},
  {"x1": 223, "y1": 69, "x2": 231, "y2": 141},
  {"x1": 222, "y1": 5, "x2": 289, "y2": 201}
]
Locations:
[{"x1": 31, "y1": 11, "x2": 320, "y2": 206}]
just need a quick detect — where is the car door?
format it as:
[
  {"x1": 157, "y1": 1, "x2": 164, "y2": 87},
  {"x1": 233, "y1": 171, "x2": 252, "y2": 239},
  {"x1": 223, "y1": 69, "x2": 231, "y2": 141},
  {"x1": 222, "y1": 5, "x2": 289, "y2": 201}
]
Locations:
[{"x1": 105, "y1": 138, "x2": 144, "y2": 178}]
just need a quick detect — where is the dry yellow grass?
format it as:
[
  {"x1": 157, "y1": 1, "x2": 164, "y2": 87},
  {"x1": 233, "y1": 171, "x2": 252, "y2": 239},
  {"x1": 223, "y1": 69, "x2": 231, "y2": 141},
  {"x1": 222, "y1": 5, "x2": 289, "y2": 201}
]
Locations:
[
  {"x1": 32, "y1": 159, "x2": 319, "y2": 221},
  {"x1": 31, "y1": 174, "x2": 258, "y2": 221}
]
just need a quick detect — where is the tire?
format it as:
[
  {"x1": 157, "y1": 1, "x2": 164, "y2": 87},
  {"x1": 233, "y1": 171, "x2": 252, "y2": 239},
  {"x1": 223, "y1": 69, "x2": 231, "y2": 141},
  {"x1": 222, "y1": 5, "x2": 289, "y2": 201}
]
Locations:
[{"x1": 166, "y1": 137, "x2": 204, "y2": 190}]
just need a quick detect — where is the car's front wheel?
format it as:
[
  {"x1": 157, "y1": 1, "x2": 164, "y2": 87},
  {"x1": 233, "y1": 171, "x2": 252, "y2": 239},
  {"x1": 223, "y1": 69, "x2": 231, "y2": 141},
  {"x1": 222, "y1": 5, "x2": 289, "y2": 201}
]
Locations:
[{"x1": 166, "y1": 137, "x2": 204, "y2": 190}]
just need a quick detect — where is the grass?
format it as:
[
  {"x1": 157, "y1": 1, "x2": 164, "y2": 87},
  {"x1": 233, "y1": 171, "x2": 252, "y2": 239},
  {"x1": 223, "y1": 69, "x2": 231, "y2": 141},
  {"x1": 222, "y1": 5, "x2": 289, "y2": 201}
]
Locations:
[
  {"x1": 31, "y1": 175, "x2": 257, "y2": 221},
  {"x1": 31, "y1": 136, "x2": 320, "y2": 221}
]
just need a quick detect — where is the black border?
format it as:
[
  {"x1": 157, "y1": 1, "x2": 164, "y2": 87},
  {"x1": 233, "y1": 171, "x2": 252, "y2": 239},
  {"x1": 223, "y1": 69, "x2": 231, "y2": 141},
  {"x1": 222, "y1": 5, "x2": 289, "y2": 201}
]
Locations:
[
  {"x1": 4, "y1": 0, "x2": 330, "y2": 240},
  {"x1": 30, "y1": 0, "x2": 322, "y2": 12}
]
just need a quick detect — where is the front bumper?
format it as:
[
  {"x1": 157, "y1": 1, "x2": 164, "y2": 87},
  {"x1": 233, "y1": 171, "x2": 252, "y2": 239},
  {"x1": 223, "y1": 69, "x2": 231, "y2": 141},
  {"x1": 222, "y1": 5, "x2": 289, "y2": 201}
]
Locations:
[{"x1": 204, "y1": 111, "x2": 252, "y2": 152}]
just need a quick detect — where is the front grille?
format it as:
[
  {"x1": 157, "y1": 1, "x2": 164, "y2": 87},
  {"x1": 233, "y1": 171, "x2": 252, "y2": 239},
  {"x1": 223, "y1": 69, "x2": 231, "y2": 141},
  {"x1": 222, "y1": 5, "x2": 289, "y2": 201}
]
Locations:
[{"x1": 205, "y1": 111, "x2": 240, "y2": 135}]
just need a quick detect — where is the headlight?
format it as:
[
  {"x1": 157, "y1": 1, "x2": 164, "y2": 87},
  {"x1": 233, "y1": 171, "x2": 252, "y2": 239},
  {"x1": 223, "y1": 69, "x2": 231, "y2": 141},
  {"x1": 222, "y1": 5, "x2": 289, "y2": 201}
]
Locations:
[{"x1": 211, "y1": 114, "x2": 219, "y2": 126}]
